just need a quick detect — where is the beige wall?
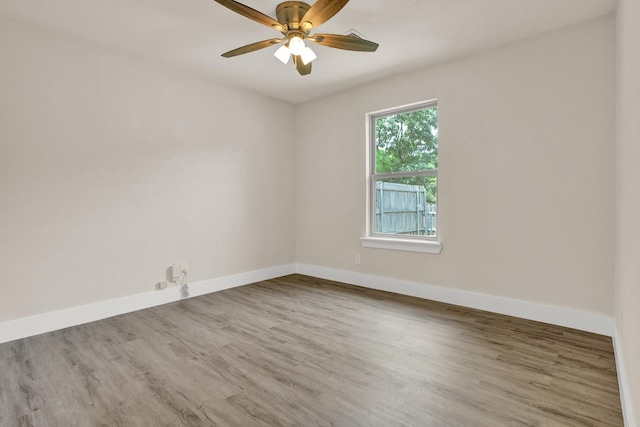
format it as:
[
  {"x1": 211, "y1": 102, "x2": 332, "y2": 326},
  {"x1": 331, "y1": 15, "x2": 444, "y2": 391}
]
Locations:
[
  {"x1": 0, "y1": 7, "x2": 632, "y2": 418},
  {"x1": 616, "y1": 0, "x2": 640, "y2": 421},
  {"x1": 295, "y1": 16, "x2": 616, "y2": 315},
  {"x1": 0, "y1": 17, "x2": 295, "y2": 322}
]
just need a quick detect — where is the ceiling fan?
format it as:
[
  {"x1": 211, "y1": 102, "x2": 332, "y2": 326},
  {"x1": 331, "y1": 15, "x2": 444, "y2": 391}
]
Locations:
[{"x1": 213, "y1": 0, "x2": 379, "y2": 76}]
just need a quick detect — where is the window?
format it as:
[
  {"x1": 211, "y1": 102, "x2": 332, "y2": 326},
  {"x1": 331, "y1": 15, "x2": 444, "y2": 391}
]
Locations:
[{"x1": 362, "y1": 100, "x2": 442, "y2": 254}]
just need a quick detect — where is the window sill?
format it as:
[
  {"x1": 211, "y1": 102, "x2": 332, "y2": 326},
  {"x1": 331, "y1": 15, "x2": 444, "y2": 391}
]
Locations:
[{"x1": 360, "y1": 236, "x2": 442, "y2": 254}]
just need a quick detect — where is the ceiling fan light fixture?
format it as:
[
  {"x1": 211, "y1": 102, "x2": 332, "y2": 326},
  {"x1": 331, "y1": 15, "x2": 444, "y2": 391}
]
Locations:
[
  {"x1": 274, "y1": 44, "x2": 292, "y2": 64},
  {"x1": 214, "y1": 0, "x2": 379, "y2": 76},
  {"x1": 301, "y1": 46, "x2": 317, "y2": 65},
  {"x1": 288, "y1": 36, "x2": 306, "y2": 56}
]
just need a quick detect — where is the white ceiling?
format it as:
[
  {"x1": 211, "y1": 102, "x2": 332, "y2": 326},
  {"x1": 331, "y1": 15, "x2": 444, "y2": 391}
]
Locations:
[{"x1": 0, "y1": 0, "x2": 616, "y2": 103}]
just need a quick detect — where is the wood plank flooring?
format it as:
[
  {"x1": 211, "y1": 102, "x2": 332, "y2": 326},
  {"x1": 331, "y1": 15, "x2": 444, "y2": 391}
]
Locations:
[{"x1": 0, "y1": 274, "x2": 623, "y2": 426}]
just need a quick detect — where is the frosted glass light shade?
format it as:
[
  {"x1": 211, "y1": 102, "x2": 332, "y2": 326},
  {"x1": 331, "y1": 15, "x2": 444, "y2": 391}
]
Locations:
[
  {"x1": 274, "y1": 45, "x2": 291, "y2": 64},
  {"x1": 289, "y1": 36, "x2": 305, "y2": 56},
  {"x1": 301, "y1": 47, "x2": 317, "y2": 65}
]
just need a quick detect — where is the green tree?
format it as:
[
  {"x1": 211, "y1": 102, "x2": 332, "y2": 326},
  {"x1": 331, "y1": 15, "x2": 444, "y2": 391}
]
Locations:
[{"x1": 375, "y1": 107, "x2": 438, "y2": 203}]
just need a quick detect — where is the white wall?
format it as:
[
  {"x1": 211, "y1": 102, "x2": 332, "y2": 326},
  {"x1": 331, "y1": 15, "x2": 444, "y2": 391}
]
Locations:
[
  {"x1": 616, "y1": 0, "x2": 640, "y2": 422},
  {"x1": 0, "y1": 16, "x2": 295, "y2": 322},
  {"x1": 295, "y1": 16, "x2": 615, "y2": 315}
]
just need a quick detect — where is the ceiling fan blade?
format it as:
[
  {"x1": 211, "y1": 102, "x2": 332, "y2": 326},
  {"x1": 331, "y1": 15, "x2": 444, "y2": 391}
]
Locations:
[
  {"x1": 293, "y1": 55, "x2": 312, "y2": 76},
  {"x1": 310, "y1": 34, "x2": 379, "y2": 52},
  {"x1": 301, "y1": 0, "x2": 350, "y2": 29},
  {"x1": 214, "y1": 0, "x2": 286, "y2": 32},
  {"x1": 222, "y1": 38, "x2": 284, "y2": 58}
]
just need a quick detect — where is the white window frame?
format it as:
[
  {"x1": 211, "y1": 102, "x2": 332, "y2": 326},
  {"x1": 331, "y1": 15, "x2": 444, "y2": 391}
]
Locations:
[{"x1": 361, "y1": 100, "x2": 442, "y2": 254}]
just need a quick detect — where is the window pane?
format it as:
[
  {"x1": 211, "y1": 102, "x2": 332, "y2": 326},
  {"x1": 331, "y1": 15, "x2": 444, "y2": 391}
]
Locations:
[
  {"x1": 375, "y1": 106, "x2": 438, "y2": 173},
  {"x1": 374, "y1": 176, "x2": 437, "y2": 237}
]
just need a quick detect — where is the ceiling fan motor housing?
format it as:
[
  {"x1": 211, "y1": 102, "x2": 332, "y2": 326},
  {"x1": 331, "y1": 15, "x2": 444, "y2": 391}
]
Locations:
[{"x1": 276, "y1": 1, "x2": 311, "y2": 30}]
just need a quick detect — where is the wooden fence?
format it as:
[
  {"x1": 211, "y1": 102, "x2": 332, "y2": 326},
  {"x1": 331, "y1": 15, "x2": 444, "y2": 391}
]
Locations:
[{"x1": 375, "y1": 181, "x2": 436, "y2": 236}]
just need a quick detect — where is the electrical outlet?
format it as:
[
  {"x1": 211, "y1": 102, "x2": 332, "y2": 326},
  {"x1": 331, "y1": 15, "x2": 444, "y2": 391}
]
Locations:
[
  {"x1": 156, "y1": 281, "x2": 168, "y2": 290},
  {"x1": 355, "y1": 254, "x2": 361, "y2": 265},
  {"x1": 169, "y1": 264, "x2": 181, "y2": 282}
]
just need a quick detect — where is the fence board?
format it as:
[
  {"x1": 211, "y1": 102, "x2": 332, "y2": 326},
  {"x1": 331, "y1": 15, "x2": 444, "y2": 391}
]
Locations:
[{"x1": 375, "y1": 181, "x2": 436, "y2": 236}]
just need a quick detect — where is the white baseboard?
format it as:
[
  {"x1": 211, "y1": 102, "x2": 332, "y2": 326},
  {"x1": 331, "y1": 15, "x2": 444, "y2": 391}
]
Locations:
[
  {"x1": 613, "y1": 328, "x2": 638, "y2": 427},
  {"x1": 0, "y1": 262, "x2": 615, "y2": 343},
  {"x1": 0, "y1": 264, "x2": 296, "y2": 345},
  {"x1": 295, "y1": 264, "x2": 615, "y2": 336}
]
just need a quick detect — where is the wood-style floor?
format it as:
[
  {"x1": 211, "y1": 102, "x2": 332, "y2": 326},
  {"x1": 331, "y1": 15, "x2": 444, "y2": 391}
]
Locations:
[{"x1": 0, "y1": 274, "x2": 623, "y2": 426}]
